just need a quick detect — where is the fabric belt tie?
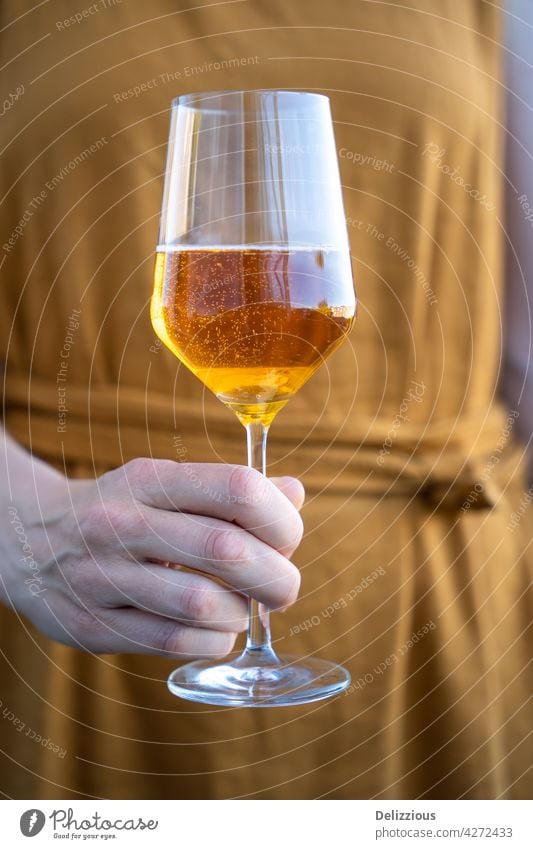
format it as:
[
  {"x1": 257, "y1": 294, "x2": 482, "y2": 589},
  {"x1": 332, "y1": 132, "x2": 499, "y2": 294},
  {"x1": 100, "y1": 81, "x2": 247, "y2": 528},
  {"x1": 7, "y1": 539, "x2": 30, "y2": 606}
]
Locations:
[{"x1": 3, "y1": 372, "x2": 514, "y2": 510}]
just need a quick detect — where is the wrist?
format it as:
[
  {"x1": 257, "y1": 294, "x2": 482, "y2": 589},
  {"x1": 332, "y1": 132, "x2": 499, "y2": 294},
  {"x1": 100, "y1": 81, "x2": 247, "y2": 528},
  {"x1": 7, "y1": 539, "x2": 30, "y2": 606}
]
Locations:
[{"x1": 0, "y1": 432, "x2": 87, "y2": 609}]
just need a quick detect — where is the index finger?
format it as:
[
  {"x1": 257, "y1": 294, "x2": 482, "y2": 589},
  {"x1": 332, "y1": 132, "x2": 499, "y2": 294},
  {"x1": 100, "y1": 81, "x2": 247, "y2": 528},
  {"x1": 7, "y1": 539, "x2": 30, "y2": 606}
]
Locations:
[{"x1": 122, "y1": 459, "x2": 304, "y2": 555}]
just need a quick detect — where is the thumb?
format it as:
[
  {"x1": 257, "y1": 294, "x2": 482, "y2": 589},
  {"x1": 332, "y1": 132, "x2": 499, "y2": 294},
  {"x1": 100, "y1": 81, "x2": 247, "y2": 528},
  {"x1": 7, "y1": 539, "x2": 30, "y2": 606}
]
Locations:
[{"x1": 270, "y1": 476, "x2": 305, "y2": 511}]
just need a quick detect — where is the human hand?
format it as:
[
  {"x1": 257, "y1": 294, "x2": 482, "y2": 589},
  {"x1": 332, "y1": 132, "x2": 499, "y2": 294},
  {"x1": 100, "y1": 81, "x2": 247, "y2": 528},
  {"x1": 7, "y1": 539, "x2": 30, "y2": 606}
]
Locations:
[{"x1": 4, "y1": 458, "x2": 304, "y2": 659}]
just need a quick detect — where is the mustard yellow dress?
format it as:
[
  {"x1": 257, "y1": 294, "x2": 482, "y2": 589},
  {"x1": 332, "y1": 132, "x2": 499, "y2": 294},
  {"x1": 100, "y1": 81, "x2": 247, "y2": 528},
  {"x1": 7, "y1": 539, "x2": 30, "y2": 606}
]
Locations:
[{"x1": 1, "y1": 0, "x2": 531, "y2": 799}]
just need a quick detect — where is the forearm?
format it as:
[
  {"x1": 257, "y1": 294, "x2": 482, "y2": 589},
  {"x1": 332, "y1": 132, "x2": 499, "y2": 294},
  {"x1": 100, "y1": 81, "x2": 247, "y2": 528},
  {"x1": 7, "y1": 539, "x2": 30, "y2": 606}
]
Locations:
[
  {"x1": 0, "y1": 429, "x2": 67, "y2": 505},
  {"x1": 0, "y1": 428, "x2": 68, "y2": 606}
]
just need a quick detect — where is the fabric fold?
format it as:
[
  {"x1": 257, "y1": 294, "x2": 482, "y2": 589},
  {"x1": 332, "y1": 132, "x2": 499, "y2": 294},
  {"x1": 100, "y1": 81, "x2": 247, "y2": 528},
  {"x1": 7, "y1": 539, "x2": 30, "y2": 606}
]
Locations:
[{"x1": 4, "y1": 371, "x2": 511, "y2": 508}]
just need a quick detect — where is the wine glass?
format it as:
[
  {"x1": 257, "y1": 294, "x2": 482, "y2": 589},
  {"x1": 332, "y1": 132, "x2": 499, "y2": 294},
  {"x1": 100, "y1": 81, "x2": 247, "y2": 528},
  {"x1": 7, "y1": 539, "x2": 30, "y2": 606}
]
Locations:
[{"x1": 151, "y1": 90, "x2": 356, "y2": 706}]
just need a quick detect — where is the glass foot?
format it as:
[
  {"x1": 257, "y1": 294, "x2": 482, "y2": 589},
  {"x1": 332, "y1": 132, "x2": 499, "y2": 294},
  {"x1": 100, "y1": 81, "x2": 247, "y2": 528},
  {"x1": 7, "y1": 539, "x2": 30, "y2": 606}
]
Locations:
[{"x1": 167, "y1": 649, "x2": 351, "y2": 707}]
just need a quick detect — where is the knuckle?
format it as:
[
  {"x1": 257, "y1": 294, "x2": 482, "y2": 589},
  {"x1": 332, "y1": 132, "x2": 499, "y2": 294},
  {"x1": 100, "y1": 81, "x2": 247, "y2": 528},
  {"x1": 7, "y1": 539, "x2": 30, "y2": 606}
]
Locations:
[
  {"x1": 123, "y1": 457, "x2": 156, "y2": 483},
  {"x1": 228, "y1": 465, "x2": 267, "y2": 508},
  {"x1": 123, "y1": 508, "x2": 152, "y2": 541},
  {"x1": 79, "y1": 501, "x2": 110, "y2": 541},
  {"x1": 180, "y1": 583, "x2": 216, "y2": 623},
  {"x1": 161, "y1": 621, "x2": 186, "y2": 655},
  {"x1": 81, "y1": 501, "x2": 132, "y2": 543},
  {"x1": 205, "y1": 527, "x2": 248, "y2": 565},
  {"x1": 109, "y1": 507, "x2": 141, "y2": 541}
]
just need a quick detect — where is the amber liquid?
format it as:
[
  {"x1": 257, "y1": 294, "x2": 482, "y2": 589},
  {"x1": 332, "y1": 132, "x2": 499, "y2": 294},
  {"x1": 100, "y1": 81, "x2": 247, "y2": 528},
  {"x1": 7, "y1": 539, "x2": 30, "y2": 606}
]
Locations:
[{"x1": 151, "y1": 246, "x2": 356, "y2": 425}]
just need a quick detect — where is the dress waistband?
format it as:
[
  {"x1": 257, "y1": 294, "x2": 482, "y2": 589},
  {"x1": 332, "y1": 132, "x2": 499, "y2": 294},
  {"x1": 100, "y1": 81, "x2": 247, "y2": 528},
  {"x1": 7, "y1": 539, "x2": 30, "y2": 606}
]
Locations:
[{"x1": 3, "y1": 372, "x2": 514, "y2": 510}]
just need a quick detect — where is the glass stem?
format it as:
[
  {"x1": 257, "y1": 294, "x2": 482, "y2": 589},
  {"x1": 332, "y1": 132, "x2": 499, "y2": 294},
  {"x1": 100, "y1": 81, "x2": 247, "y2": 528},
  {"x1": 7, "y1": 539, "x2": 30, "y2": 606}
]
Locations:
[{"x1": 243, "y1": 421, "x2": 279, "y2": 662}]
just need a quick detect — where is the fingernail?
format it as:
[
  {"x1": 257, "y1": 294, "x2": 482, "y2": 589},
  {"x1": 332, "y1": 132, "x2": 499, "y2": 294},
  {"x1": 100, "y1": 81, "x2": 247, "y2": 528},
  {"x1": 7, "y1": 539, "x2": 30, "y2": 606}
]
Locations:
[{"x1": 270, "y1": 476, "x2": 305, "y2": 509}]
